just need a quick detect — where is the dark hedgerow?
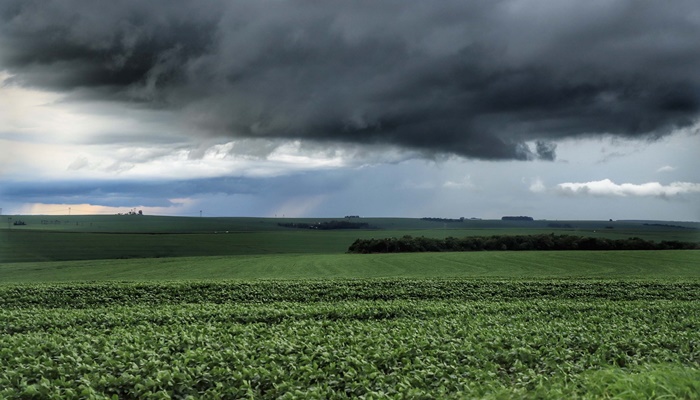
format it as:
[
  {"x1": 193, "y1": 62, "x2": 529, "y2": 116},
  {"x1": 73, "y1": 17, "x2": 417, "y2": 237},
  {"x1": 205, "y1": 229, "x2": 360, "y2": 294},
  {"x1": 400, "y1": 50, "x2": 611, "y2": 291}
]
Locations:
[{"x1": 347, "y1": 234, "x2": 700, "y2": 253}]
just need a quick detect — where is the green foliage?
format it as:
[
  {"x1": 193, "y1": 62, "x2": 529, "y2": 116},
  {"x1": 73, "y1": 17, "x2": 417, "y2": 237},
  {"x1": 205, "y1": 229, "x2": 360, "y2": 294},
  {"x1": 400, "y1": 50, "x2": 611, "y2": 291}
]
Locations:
[
  {"x1": 571, "y1": 364, "x2": 700, "y2": 399},
  {"x1": 2, "y1": 279, "x2": 700, "y2": 308},
  {"x1": 0, "y1": 279, "x2": 699, "y2": 398}
]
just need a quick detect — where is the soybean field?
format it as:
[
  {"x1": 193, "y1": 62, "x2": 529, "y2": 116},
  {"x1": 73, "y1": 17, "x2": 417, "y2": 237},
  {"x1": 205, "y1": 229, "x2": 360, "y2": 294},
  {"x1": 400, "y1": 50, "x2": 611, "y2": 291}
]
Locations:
[{"x1": 1, "y1": 280, "x2": 699, "y2": 398}]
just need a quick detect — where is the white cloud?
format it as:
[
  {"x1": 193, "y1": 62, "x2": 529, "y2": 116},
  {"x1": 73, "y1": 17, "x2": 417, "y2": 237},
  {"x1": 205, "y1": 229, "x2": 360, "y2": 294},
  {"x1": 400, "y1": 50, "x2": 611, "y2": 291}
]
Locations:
[
  {"x1": 528, "y1": 178, "x2": 546, "y2": 193},
  {"x1": 556, "y1": 179, "x2": 700, "y2": 198},
  {"x1": 656, "y1": 165, "x2": 676, "y2": 173}
]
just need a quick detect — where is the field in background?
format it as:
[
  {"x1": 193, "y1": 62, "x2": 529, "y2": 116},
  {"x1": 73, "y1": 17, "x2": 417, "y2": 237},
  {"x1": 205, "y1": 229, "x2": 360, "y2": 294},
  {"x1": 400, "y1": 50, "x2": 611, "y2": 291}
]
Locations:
[
  {"x1": 4, "y1": 214, "x2": 700, "y2": 235},
  {"x1": 2, "y1": 215, "x2": 698, "y2": 263},
  {"x1": 1, "y1": 250, "x2": 698, "y2": 283}
]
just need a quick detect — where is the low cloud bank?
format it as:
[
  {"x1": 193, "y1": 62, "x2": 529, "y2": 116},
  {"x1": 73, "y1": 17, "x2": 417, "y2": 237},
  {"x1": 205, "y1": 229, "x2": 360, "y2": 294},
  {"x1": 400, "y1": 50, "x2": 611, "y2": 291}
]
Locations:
[{"x1": 556, "y1": 179, "x2": 700, "y2": 198}]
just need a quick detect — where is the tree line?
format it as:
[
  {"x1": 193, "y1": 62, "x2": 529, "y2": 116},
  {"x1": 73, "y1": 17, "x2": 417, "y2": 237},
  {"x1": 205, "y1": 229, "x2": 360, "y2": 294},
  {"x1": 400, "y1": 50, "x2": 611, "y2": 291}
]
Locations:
[
  {"x1": 347, "y1": 234, "x2": 700, "y2": 253},
  {"x1": 501, "y1": 216, "x2": 534, "y2": 221},
  {"x1": 279, "y1": 220, "x2": 370, "y2": 230},
  {"x1": 420, "y1": 217, "x2": 465, "y2": 223}
]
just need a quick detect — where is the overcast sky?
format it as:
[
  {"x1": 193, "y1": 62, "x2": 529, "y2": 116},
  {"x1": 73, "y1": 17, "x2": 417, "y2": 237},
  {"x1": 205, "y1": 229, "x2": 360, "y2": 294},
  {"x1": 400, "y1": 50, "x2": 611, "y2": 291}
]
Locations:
[{"x1": 1, "y1": 0, "x2": 699, "y2": 220}]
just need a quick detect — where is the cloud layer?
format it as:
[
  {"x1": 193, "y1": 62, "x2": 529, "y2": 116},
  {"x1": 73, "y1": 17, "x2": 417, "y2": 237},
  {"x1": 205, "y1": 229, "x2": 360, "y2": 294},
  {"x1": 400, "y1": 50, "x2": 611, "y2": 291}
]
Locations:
[
  {"x1": 556, "y1": 179, "x2": 700, "y2": 198},
  {"x1": 2, "y1": 0, "x2": 699, "y2": 161}
]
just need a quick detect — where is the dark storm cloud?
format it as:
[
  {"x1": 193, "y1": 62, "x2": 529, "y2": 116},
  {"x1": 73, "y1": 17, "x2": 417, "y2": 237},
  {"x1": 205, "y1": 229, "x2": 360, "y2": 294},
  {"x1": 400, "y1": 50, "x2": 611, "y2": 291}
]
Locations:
[
  {"x1": 2, "y1": 0, "x2": 699, "y2": 160},
  {"x1": 0, "y1": 0, "x2": 220, "y2": 93}
]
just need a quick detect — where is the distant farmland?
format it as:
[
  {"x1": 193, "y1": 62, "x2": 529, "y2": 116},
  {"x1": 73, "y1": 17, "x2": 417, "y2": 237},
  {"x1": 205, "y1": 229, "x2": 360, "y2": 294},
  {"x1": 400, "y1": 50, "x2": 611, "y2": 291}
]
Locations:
[{"x1": 1, "y1": 215, "x2": 698, "y2": 263}]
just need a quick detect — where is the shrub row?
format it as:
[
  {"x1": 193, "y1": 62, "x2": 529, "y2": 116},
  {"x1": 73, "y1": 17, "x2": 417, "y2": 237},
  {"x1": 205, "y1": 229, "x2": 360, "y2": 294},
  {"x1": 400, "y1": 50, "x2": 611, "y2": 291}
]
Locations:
[{"x1": 348, "y1": 234, "x2": 700, "y2": 253}]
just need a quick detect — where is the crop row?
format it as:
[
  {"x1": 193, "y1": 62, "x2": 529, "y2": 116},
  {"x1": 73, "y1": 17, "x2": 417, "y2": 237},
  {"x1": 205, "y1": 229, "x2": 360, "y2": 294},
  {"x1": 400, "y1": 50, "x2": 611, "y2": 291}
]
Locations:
[
  {"x1": 2, "y1": 279, "x2": 699, "y2": 309},
  {"x1": 1, "y1": 298, "x2": 699, "y2": 399},
  {"x1": 3, "y1": 298, "x2": 695, "y2": 335}
]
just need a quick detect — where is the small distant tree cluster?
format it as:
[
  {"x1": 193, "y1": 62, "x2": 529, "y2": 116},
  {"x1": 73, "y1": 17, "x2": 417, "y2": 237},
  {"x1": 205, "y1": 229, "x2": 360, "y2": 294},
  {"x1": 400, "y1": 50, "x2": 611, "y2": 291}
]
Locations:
[
  {"x1": 12, "y1": 220, "x2": 27, "y2": 226},
  {"x1": 420, "y1": 217, "x2": 465, "y2": 223},
  {"x1": 344, "y1": 215, "x2": 361, "y2": 219},
  {"x1": 643, "y1": 223, "x2": 697, "y2": 230},
  {"x1": 117, "y1": 209, "x2": 143, "y2": 216},
  {"x1": 502, "y1": 216, "x2": 534, "y2": 221},
  {"x1": 279, "y1": 220, "x2": 370, "y2": 230},
  {"x1": 347, "y1": 234, "x2": 700, "y2": 254}
]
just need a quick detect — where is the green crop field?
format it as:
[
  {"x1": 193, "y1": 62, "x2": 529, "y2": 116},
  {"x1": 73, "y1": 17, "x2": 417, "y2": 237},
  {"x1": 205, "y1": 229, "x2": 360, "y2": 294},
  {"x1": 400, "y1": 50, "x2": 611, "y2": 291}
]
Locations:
[
  {"x1": 1, "y1": 250, "x2": 699, "y2": 282},
  {"x1": 1, "y1": 215, "x2": 699, "y2": 398},
  {"x1": 1, "y1": 280, "x2": 699, "y2": 398}
]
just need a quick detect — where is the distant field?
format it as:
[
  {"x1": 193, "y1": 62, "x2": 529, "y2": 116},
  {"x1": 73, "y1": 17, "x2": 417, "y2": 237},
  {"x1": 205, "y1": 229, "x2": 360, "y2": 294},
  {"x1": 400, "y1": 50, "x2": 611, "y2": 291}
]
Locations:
[
  {"x1": 2, "y1": 215, "x2": 698, "y2": 263},
  {"x1": 1, "y1": 250, "x2": 698, "y2": 283},
  {"x1": 5, "y1": 214, "x2": 700, "y2": 235}
]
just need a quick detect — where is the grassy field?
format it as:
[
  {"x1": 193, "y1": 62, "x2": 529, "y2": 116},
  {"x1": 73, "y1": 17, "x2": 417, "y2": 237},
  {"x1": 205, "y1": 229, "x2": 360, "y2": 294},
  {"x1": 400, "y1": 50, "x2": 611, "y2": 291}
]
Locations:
[
  {"x1": 1, "y1": 250, "x2": 698, "y2": 283},
  {"x1": 1, "y1": 215, "x2": 699, "y2": 398}
]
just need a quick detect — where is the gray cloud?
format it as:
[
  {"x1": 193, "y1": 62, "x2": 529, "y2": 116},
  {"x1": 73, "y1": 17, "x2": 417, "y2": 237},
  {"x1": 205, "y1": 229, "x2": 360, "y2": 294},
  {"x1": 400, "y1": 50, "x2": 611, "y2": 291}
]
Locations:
[
  {"x1": 2, "y1": 0, "x2": 699, "y2": 160},
  {"x1": 0, "y1": 172, "x2": 352, "y2": 208},
  {"x1": 0, "y1": 178, "x2": 252, "y2": 208}
]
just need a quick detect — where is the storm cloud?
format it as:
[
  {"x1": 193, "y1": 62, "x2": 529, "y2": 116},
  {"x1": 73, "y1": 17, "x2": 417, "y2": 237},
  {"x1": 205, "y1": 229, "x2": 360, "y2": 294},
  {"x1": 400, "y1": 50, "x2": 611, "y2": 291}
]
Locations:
[{"x1": 2, "y1": 0, "x2": 699, "y2": 160}]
